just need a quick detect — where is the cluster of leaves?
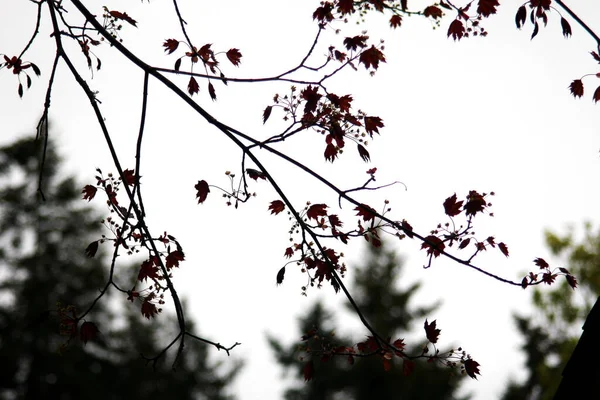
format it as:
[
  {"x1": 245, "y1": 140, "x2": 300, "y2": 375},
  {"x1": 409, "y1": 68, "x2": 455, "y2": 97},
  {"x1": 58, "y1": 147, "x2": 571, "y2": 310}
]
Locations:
[
  {"x1": 297, "y1": 318, "x2": 480, "y2": 382},
  {"x1": 57, "y1": 303, "x2": 100, "y2": 352},
  {"x1": 0, "y1": 54, "x2": 40, "y2": 97}
]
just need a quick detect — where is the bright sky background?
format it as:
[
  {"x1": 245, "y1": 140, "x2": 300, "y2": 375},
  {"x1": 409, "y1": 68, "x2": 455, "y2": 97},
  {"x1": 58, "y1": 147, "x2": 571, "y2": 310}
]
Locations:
[{"x1": 2, "y1": 1, "x2": 600, "y2": 399}]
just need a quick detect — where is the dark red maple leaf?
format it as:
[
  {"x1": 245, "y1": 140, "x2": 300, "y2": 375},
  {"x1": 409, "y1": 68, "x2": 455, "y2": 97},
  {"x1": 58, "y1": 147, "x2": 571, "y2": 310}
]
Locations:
[
  {"x1": 85, "y1": 241, "x2": 99, "y2": 258},
  {"x1": 459, "y1": 237, "x2": 471, "y2": 249},
  {"x1": 284, "y1": 247, "x2": 294, "y2": 258},
  {"x1": 166, "y1": 250, "x2": 185, "y2": 269},
  {"x1": 357, "y1": 144, "x2": 370, "y2": 162},
  {"x1": 337, "y1": 0, "x2": 354, "y2": 14},
  {"x1": 464, "y1": 359, "x2": 481, "y2": 379},
  {"x1": 515, "y1": 6, "x2": 526, "y2": 28},
  {"x1": 498, "y1": 242, "x2": 509, "y2": 257},
  {"x1": 593, "y1": 86, "x2": 600, "y2": 103},
  {"x1": 542, "y1": 272, "x2": 557, "y2": 285},
  {"x1": 269, "y1": 200, "x2": 285, "y2": 215},
  {"x1": 443, "y1": 193, "x2": 463, "y2": 217},
  {"x1": 163, "y1": 39, "x2": 179, "y2": 54},
  {"x1": 328, "y1": 214, "x2": 343, "y2": 228},
  {"x1": 138, "y1": 259, "x2": 159, "y2": 282},
  {"x1": 364, "y1": 116, "x2": 384, "y2": 136},
  {"x1": 534, "y1": 257, "x2": 549, "y2": 269},
  {"x1": 263, "y1": 105, "x2": 272, "y2": 123},
  {"x1": 208, "y1": 82, "x2": 216, "y2": 101},
  {"x1": 359, "y1": 46, "x2": 386, "y2": 70},
  {"x1": 421, "y1": 235, "x2": 445, "y2": 257},
  {"x1": 313, "y1": 3, "x2": 334, "y2": 22},
  {"x1": 122, "y1": 168, "x2": 135, "y2": 186},
  {"x1": 448, "y1": 19, "x2": 465, "y2": 41},
  {"x1": 393, "y1": 338, "x2": 406, "y2": 353},
  {"x1": 343, "y1": 35, "x2": 369, "y2": 51},
  {"x1": 141, "y1": 299, "x2": 158, "y2": 319},
  {"x1": 477, "y1": 0, "x2": 499, "y2": 17},
  {"x1": 355, "y1": 204, "x2": 377, "y2": 221},
  {"x1": 195, "y1": 180, "x2": 210, "y2": 203},
  {"x1": 82, "y1": 185, "x2": 97, "y2": 201},
  {"x1": 423, "y1": 6, "x2": 443, "y2": 19},
  {"x1": 566, "y1": 274, "x2": 578, "y2": 289},
  {"x1": 424, "y1": 319, "x2": 441, "y2": 343},
  {"x1": 401, "y1": 219, "x2": 414, "y2": 238},
  {"x1": 109, "y1": 10, "x2": 137, "y2": 27},
  {"x1": 324, "y1": 143, "x2": 338, "y2": 162},
  {"x1": 521, "y1": 277, "x2": 528, "y2": 289},
  {"x1": 79, "y1": 321, "x2": 99, "y2": 344},
  {"x1": 307, "y1": 204, "x2": 328, "y2": 220},
  {"x1": 358, "y1": 336, "x2": 379, "y2": 353},
  {"x1": 276, "y1": 266, "x2": 285, "y2": 285},
  {"x1": 569, "y1": 79, "x2": 584, "y2": 98},
  {"x1": 188, "y1": 76, "x2": 199, "y2": 95},
  {"x1": 464, "y1": 190, "x2": 487, "y2": 216},
  {"x1": 591, "y1": 51, "x2": 600, "y2": 63},
  {"x1": 303, "y1": 360, "x2": 314, "y2": 381},
  {"x1": 301, "y1": 85, "x2": 322, "y2": 115},
  {"x1": 389, "y1": 14, "x2": 402, "y2": 28},
  {"x1": 226, "y1": 48, "x2": 242, "y2": 66},
  {"x1": 560, "y1": 18, "x2": 572, "y2": 38},
  {"x1": 247, "y1": 168, "x2": 267, "y2": 181}
]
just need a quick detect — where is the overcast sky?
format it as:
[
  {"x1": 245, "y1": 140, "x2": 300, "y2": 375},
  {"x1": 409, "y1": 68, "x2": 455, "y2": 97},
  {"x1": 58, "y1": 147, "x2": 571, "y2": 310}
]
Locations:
[{"x1": 2, "y1": 1, "x2": 600, "y2": 398}]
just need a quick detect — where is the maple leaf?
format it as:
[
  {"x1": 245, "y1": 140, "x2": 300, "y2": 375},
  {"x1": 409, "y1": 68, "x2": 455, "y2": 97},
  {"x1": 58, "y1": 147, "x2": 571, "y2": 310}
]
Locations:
[
  {"x1": 521, "y1": 277, "x2": 528, "y2": 289},
  {"x1": 355, "y1": 204, "x2": 377, "y2": 221},
  {"x1": 263, "y1": 105, "x2": 272, "y2": 123},
  {"x1": 424, "y1": 319, "x2": 441, "y2": 343},
  {"x1": 82, "y1": 184, "x2": 97, "y2": 201},
  {"x1": 515, "y1": 6, "x2": 526, "y2": 29},
  {"x1": 560, "y1": 17, "x2": 572, "y2": 38},
  {"x1": 477, "y1": 0, "x2": 499, "y2": 18},
  {"x1": 301, "y1": 85, "x2": 322, "y2": 115},
  {"x1": 401, "y1": 219, "x2": 414, "y2": 238},
  {"x1": 195, "y1": 180, "x2": 210, "y2": 203},
  {"x1": 328, "y1": 214, "x2": 343, "y2": 228},
  {"x1": 421, "y1": 235, "x2": 445, "y2": 257},
  {"x1": 226, "y1": 48, "x2": 242, "y2": 66},
  {"x1": 247, "y1": 168, "x2": 267, "y2": 181},
  {"x1": 364, "y1": 116, "x2": 384, "y2": 137},
  {"x1": 269, "y1": 200, "x2": 285, "y2": 215},
  {"x1": 166, "y1": 250, "x2": 185, "y2": 269},
  {"x1": 141, "y1": 299, "x2": 158, "y2": 319},
  {"x1": 85, "y1": 241, "x2": 99, "y2": 258},
  {"x1": 389, "y1": 15, "x2": 402, "y2": 29},
  {"x1": 393, "y1": 338, "x2": 406, "y2": 353},
  {"x1": 569, "y1": 79, "x2": 584, "y2": 98},
  {"x1": 591, "y1": 51, "x2": 600, "y2": 63},
  {"x1": 359, "y1": 46, "x2": 386, "y2": 70},
  {"x1": 464, "y1": 359, "x2": 481, "y2": 379},
  {"x1": 534, "y1": 257, "x2": 549, "y2": 269},
  {"x1": 324, "y1": 143, "x2": 338, "y2": 162},
  {"x1": 303, "y1": 360, "x2": 314, "y2": 381},
  {"x1": 498, "y1": 242, "x2": 509, "y2": 257},
  {"x1": 464, "y1": 190, "x2": 487, "y2": 216},
  {"x1": 138, "y1": 259, "x2": 159, "y2": 282},
  {"x1": 459, "y1": 237, "x2": 471, "y2": 249},
  {"x1": 276, "y1": 266, "x2": 285, "y2": 285},
  {"x1": 313, "y1": 3, "x2": 334, "y2": 22},
  {"x1": 423, "y1": 6, "x2": 443, "y2": 19},
  {"x1": 443, "y1": 193, "x2": 463, "y2": 217},
  {"x1": 79, "y1": 321, "x2": 99, "y2": 344},
  {"x1": 208, "y1": 82, "x2": 216, "y2": 101},
  {"x1": 594, "y1": 86, "x2": 600, "y2": 103},
  {"x1": 109, "y1": 10, "x2": 137, "y2": 27},
  {"x1": 163, "y1": 39, "x2": 179, "y2": 54},
  {"x1": 566, "y1": 274, "x2": 578, "y2": 289},
  {"x1": 307, "y1": 204, "x2": 328, "y2": 220},
  {"x1": 284, "y1": 247, "x2": 294, "y2": 258},
  {"x1": 448, "y1": 19, "x2": 465, "y2": 41},
  {"x1": 357, "y1": 144, "x2": 370, "y2": 162},
  {"x1": 542, "y1": 272, "x2": 557, "y2": 285},
  {"x1": 122, "y1": 168, "x2": 135, "y2": 186},
  {"x1": 337, "y1": 0, "x2": 354, "y2": 14},
  {"x1": 343, "y1": 35, "x2": 369, "y2": 51},
  {"x1": 188, "y1": 76, "x2": 199, "y2": 96}
]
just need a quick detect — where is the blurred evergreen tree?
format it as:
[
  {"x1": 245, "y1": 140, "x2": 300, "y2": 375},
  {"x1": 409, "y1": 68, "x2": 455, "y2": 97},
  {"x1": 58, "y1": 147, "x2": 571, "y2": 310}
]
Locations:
[
  {"x1": 269, "y1": 242, "x2": 468, "y2": 400},
  {"x1": 501, "y1": 223, "x2": 600, "y2": 400},
  {"x1": 0, "y1": 136, "x2": 240, "y2": 400}
]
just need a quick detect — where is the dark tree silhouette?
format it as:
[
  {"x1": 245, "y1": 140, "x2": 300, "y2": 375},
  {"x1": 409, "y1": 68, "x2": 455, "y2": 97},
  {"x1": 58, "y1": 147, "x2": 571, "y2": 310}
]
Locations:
[{"x1": 0, "y1": 136, "x2": 241, "y2": 400}]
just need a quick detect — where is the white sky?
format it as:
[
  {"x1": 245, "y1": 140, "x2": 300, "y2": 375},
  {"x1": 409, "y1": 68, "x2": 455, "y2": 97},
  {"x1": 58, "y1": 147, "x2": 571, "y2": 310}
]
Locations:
[{"x1": 1, "y1": 1, "x2": 600, "y2": 399}]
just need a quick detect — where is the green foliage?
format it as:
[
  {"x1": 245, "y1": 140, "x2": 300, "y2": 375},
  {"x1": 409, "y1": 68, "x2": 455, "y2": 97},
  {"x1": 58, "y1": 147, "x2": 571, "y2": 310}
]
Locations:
[
  {"x1": 268, "y1": 242, "x2": 467, "y2": 400},
  {"x1": 0, "y1": 136, "x2": 240, "y2": 399},
  {"x1": 502, "y1": 223, "x2": 600, "y2": 400}
]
